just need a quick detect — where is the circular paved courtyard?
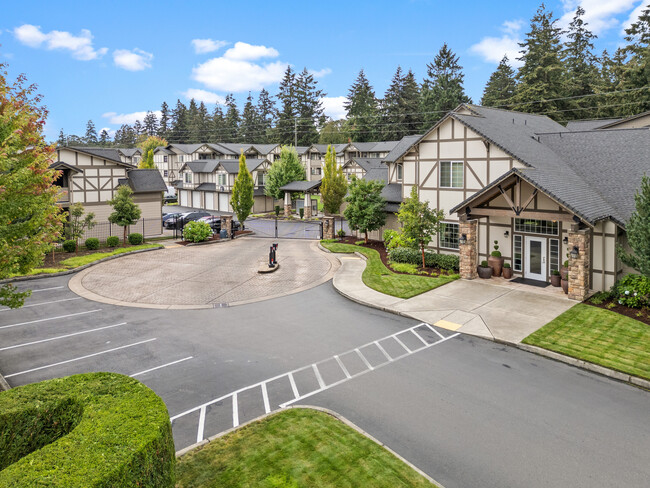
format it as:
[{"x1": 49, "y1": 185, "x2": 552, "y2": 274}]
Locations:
[{"x1": 69, "y1": 238, "x2": 339, "y2": 309}]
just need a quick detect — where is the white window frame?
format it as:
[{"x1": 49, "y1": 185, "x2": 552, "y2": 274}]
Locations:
[
  {"x1": 439, "y1": 222, "x2": 460, "y2": 250},
  {"x1": 179, "y1": 155, "x2": 184, "y2": 163},
  {"x1": 439, "y1": 161, "x2": 464, "y2": 188},
  {"x1": 396, "y1": 163, "x2": 403, "y2": 182},
  {"x1": 184, "y1": 172, "x2": 192, "y2": 184},
  {"x1": 217, "y1": 174, "x2": 227, "y2": 186}
]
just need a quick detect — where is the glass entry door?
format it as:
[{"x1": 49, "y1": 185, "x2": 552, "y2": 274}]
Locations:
[{"x1": 524, "y1": 236, "x2": 547, "y2": 281}]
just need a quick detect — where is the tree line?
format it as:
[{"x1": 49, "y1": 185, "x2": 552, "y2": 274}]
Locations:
[{"x1": 59, "y1": 3, "x2": 650, "y2": 148}]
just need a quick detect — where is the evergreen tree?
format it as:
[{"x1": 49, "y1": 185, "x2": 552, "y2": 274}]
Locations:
[
  {"x1": 380, "y1": 66, "x2": 406, "y2": 140},
  {"x1": 197, "y1": 102, "x2": 209, "y2": 141},
  {"x1": 170, "y1": 100, "x2": 188, "y2": 143},
  {"x1": 319, "y1": 120, "x2": 349, "y2": 144},
  {"x1": 223, "y1": 94, "x2": 240, "y2": 142},
  {"x1": 57, "y1": 129, "x2": 66, "y2": 146},
  {"x1": 295, "y1": 68, "x2": 325, "y2": 146},
  {"x1": 620, "y1": 5, "x2": 650, "y2": 114},
  {"x1": 231, "y1": 153, "x2": 255, "y2": 226},
  {"x1": 65, "y1": 203, "x2": 96, "y2": 253},
  {"x1": 114, "y1": 124, "x2": 136, "y2": 146},
  {"x1": 420, "y1": 43, "x2": 471, "y2": 129},
  {"x1": 343, "y1": 178, "x2": 386, "y2": 243},
  {"x1": 239, "y1": 92, "x2": 259, "y2": 142},
  {"x1": 481, "y1": 55, "x2": 517, "y2": 107},
  {"x1": 264, "y1": 146, "x2": 306, "y2": 200},
  {"x1": 275, "y1": 66, "x2": 297, "y2": 145},
  {"x1": 563, "y1": 6, "x2": 600, "y2": 120},
  {"x1": 617, "y1": 175, "x2": 650, "y2": 277},
  {"x1": 187, "y1": 99, "x2": 200, "y2": 143},
  {"x1": 320, "y1": 146, "x2": 348, "y2": 215},
  {"x1": 256, "y1": 88, "x2": 276, "y2": 143},
  {"x1": 401, "y1": 69, "x2": 422, "y2": 134},
  {"x1": 143, "y1": 111, "x2": 159, "y2": 136},
  {"x1": 84, "y1": 120, "x2": 98, "y2": 145},
  {"x1": 344, "y1": 69, "x2": 380, "y2": 142},
  {"x1": 99, "y1": 129, "x2": 110, "y2": 146},
  {"x1": 513, "y1": 4, "x2": 568, "y2": 119},
  {"x1": 210, "y1": 105, "x2": 225, "y2": 143},
  {"x1": 597, "y1": 48, "x2": 627, "y2": 118},
  {"x1": 158, "y1": 101, "x2": 170, "y2": 139},
  {"x1": 132, "y1": 119, "x2": 143, "y2": 138}
]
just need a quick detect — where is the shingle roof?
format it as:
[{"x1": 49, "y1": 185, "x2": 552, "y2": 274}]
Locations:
[
  {"x1": 565, "y1": 119, "x2": 620, "y2": 131},
  {"x1": 126, "y1": 169, "x2": 167, "y2": 193},
  {"x1": 169, "y1": 143, "x2": 204, "y2": 154},
  {"x1": 196, "y1": 182, "x2": 217, "y2": 192},
  {"x1": 66, "y1": 146, "x2": 127, "y2": 164},
  {"x1": 350, "y1": 157, "x2": 386, "y2": 173},
  {"x1": 218, "y1": 158, "x2": 266, "y2": 174},
  {"x1": 185, "y1": 161, "x2": 221, "y2": 174},
  {"x1": 218, "y1": 143, "x2": 255, "y2": 154},
  {"x1": 49, "y1": 161, "x2": 83, "y2": 174},
  {"x1": 251, "y1": 144, "x2": 279, "y2": 154},
  {"x1": 154, "y1": 146, "x2": 173, "y2": 154},
  {"x1": 279, "y1": 180, "x2": 322, "y2": 192},
  {"x1": 295, "y1": 146, "x2": 310, "y2": 155},
  {"x1": 382, "y1": 135, "x2": 422, "y2": 163},
  {"x1": 206, "y1": 143, "x2": 238, "y2": 155},
  {"x1": 349, "y1": 142, "x2": 377, "y2": 152},
  {"x1": 597, "y1": 110, "x2": 650, "y2": 129},
  {"x1": 380, "y1": 183, "x2": 402, "y2": 203},
  {"x1": 119, "y1": 148, "x2": 141, "y2": 157},
  {"x1": 370, "y1": 141, "x2": 399, "y2": 152}
]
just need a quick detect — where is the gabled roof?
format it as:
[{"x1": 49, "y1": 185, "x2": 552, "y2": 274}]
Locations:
[
  {"x1": 218, "y1": 158, "x2": 267, "y2": 174},
  {"x1": 347, "y1": 157, "x2": 386, "y2": 173},
  {"x1": 218, "y1": 143, "x2": 255, "y2": 154},
  {"x1": 348, "y1": 142, "x2": 377, "y2": 152},
  {"x1": 196, "y1": 182, "x2": 217, "y2": 192},
  {"x1": 168, "y1": 143, "x2": 204, "y2": 154},
  {"x1": 310, "y1": 143, "x2": 349, "y2": 154},
  {"x1": 206, "y1": 143, "x2": 238, "y2": 155},
  {"x1": 295, "y1": 146, "x2": 310, "y2": 155},
  {"x1": 118, "y1": 148, "x2": 142, "y2": 157},
  {"x1": 154, "y1": 146, "x2": 173, "y2": 154},
  {"x1": 382, "y1": 135, "x2": 422, "y2": 163},
  {"x1": 125, "y1": 169, "x2": 167, "y2": 193},
  {"x1": 61, "y1": 146, "x2": 133, "y2": 166},
  {"x1": 49, "y1": 161, "x2": 83, "y2": 174},
  {"x1": 251, "y1": 143, "x2": 279, "y2": 154},
  {"x1": 565, "y1": 119, "x2": 621, "y2": 131},
  {"x1": 597, "y1": 110, "x2": 650, "y2": 129},
  {"x1": 279, "y1": 180, "x2": 321, "y2": 192},
  {"x1": 182, "y1": 160, "x2": 221, "y2": 174},
  {"x1": 370, "y1": 140, "x2": 399, "y2": 152}
]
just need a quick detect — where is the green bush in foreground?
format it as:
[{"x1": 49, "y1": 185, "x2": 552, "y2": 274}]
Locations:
[
  {"x1": 106, "y1": 236, "x2": 120, "y2": 247},
  {"x1": 62, "y1": 240, "x2": 76, "y2": 253},
  {"x1": 84, "y1": 237, "x2": 99, "y2": 250},
  {"x1": 183, "y1": 221, "x2": 211, "y2": 242},
  {"x1": 389, "y1": 247, "x2": 459, "y2": 271},
  {"x1": 612, "y1": 273, "x2": 650, "y2": 308},
  {"x1": 0, "y1": 372, "x2": 175, "y2": 487},
  {"x1": 128, "y1": 232, "x2": 144, "y2": 245}
]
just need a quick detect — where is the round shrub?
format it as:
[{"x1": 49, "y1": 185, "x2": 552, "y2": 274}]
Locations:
[
  {"x1": 0, "y1": 372, "x2": 175, "y2": 487},
  {"x1": 128, "y1": 233, "x2": 144, "y2": 245},
  {"x1": 84, "y1": 238, "x2": 99, "y2": 250},
  {"x1": 612, "y1": 273, "x2": 650, "y2": 308},
  {"x1": 182, "y1": 221, "x2": 211, "y2": 243},
  {"x1": 106, "y1": 236, "x2": 120, "y2": 247},
  {"x1": 62, "y1": 240, "x2": 76, "y2": 253}
]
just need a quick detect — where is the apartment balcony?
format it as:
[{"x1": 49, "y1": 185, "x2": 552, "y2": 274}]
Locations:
[{"x1": 56, "y1": 187, "x2": 70, "y2": 204}]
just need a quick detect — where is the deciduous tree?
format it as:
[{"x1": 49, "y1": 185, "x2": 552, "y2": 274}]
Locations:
[
  {"x1": 231, "y1": 153, "x2": 254, "y2": 226},
  {"x1": 66, "y1": 202, "x2": 96, "y2": 253},
  {"x1": 343, "y1": 177, "x2": 386, "y2": 243},
  {"x1": 108, "y1": 185, "x2": 142, "y2": 246},
  {"x1": 264, "y1": 146, "x2": 305, "y2": 200},
  {"x1": 138, "y1": 135, "x2": 167, "y2": 169},
  {"x1": 320, "y1": 146, "x2": 347, "y2": 215}
]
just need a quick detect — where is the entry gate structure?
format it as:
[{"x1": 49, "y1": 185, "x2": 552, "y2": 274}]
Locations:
[{"x1": 245, "y1": 217, "x2": 323, "y2": 240}]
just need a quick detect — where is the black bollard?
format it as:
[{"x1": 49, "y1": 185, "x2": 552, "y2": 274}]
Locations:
[{"x1": 269, "y1": 246, "x2": 274, "y2": 268}]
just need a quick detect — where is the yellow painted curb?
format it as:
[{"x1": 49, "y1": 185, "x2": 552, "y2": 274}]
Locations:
[{"x1": 434, "y1": 319, "x2": 462, "y2": 331}]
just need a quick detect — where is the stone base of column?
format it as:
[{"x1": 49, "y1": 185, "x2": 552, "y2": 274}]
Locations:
[
  {"x1": 322, "y1": 216, "x2": 334, "y2": 239},
  {"x1": 304, "y1": 205, "x2": 312, "y2": 219},
  {"x1": 459, "y1": 219, "x2": 479, "y2": 279},
  {"x1": 284, "y1": 204, "x2": 291, "y2": 217},
  {"x1": 222, "y1": 216, "x2": 232, "y2": 237}
]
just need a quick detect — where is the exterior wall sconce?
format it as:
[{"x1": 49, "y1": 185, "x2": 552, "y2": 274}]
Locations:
[
  {"x1": 504, "y1": 230, "x2": 509, "y2": 238},
  {"x1": 570, "y1": 246, "x2": 579, "y2": 259},
  {"x1": 459, "y1": 234, "x2": 467, "y2": 245},
  {"x1": 563, "y1": 236, "x2": 568, "y2": 245}
]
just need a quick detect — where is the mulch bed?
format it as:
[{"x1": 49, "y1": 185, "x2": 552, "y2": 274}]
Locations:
[
  {"x1": 336, "y1": 237, "x2": 455, "y2": 277},
  {"x1": 175, "y1": 230, "x2": 253, "y2": 246},
  {"x1": 42, "y1": 245, "x2": 144, "y2": 267},
  {"x1": 585, "y1": 298, "x2": 650, "y2": 327}
]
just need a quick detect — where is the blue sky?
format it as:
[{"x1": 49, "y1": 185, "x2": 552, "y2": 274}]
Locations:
[{"x1": 1, "y1": 0, "x2": 647, "y2": 141}]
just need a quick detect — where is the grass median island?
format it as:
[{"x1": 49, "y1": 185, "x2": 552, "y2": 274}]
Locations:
[
  {"x1": 176, "y1": 408, "x2": 436, "y2": 488},
  {"x1": 60, "y1": 243, "x2": 161, "y2": 267},
  {"x1": 321, "y1": 240, "x2": 458, "y2": 299},
  {"x1": 523, "y1": 304, "x2": 650, "y2": 381}
]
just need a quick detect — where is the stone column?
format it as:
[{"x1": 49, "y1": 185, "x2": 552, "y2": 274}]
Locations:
[
  {"x1": 322, "y1": 216, "x2": 335, "y2": 240},
  {"x1": 304, "y1": 194, "x2": 312, "y2": 219},
  {"x1": 283, "y1": 192, "x2": 292, "y2": 217},
  {"x1": 568, "y1": 225, "x2": 591, "y2": 301},
  {"x1": 222, "y1": 215, "x2": 232, "y2": 237},
  {"x1": 459, "y1": 218, "x2": 479, "y2": 280}
]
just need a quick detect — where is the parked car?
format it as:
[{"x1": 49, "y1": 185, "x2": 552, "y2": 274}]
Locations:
[
  {"x1": 198, "y1": 215, "x2": 221, "y2": 225},
  {"x1": 209, "y1": 219, "x2": 241, "y2": 234},
  {"x1": 177, "y1": 211, "x2": 211, "y2": 225},
  {"x1": 163, "y1": 213, "x2": 184, "y2": 228}
]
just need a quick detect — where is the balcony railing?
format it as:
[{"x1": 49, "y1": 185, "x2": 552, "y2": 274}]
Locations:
[{"x1": 56, "y1": 187, "x2": 70, "y2": 203}]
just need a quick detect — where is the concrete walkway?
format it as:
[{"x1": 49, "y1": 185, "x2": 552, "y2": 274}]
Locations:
[{"x1": 332, "y1": 254, "x2": 577, "y2": 344}]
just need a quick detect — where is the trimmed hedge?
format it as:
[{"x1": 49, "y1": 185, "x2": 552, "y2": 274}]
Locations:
[
  {"x1": 84, "y1": 237, "x2": 100, "y2": 250},
  {"x1": 389, "y1": 247, "x2": 460, "y2": 271},
  {"x1": 62, "y1": 240, "x2": 76, "y2": 253},
  {"x1": 128, "y1": 233, "x2": 144, "y2": 245},
  {"x1": 106, "y1": 236, "x2": 119, "y2": 247},
  {"x1": 0, "y1": 372, "x2": 175, "y2": 487}
]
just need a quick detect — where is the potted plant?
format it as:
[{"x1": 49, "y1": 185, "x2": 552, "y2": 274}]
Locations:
[
  {"x1": 550, "y1": 269, "x2": 561, "y2": 287},
  {"x1": 561, "y1": 270, "x2": 569, "y2": 294},
  {"x1": 502, "y1": 262, "x2": 513, "y2": 279},
  {"x1": 488, "y1": 240, "x2": 504, "y2": 277},
  {"x1": 477, "y1": 260, "x2": 493, "y2": 279},
  {"x1": 560, "y1": 258, "x2": 569, "y2": 281}
]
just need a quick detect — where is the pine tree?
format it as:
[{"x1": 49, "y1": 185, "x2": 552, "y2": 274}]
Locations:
[
  {"x1": 99, "y1": 129, "x2": 110, "y2": 146},
  {"x1": 381, "y1": 66, "x2": 406, "y2": 140},
  {"x1": 170, "y1": 100, "x2": 188, "y2": 143},
  {"x1": 187, "y1": 99, "x2": 200, "y2": 143},
  {"x1": 513, "y1": 4, "x2": 568, "y2": 119},
  {"x1": 320, "y1": 146, "x2": 348, "y2": 215},
  {"x1": 84, "y1": 120, "x2": 98, "y2": 145},
  {"x1": 420, "y1": 43, "x2": 471, "y2": 129},
  {"x1": 158, "y1": 101, "x2": 170, "y2": 139},
  {"x1": 319, "y1": 120, "x2": 349, "y2": 144},
  {"x1": 210, "y1": 105, "x2": 225, "y2": 143},
  {"x1": 197, "y1": 102, "x2": 209, "y2": 141},
  {"x1": 231, "y1": 152, "x2": 254, "y2": 225},
  {"x1": 239, "y1": 92, "x2": 259, "y2": 142},
  {"x1": 597, "y1": 48, "x2": 627, "y2": 118},
  {"x1": 256, "y1": 88, "x2": 276, "y2": 143},
  {"x1": 132, "y1": 120, "x2": 143, "y2": 139},
  {"x1": 344, "y1": 69, "x2": 380, "y2": 142},
  {"x1": 143, "y1": 111, "x2": 159, "y2": 136},
  {"x1": 223, "y1": 94, "x2": 240, "y2": 142},
  {"x1": 401, "y1": 69, "x2": 422, "y2": 135},
  {"x1": 275, "y1": 66, "x2": 297, "y2": 145},
  {"x1": 295, "y1": 68, "x2": 325, "y2": 146},
  {"x1": 620, "y1": 5, "x2": 650, "y2": 115},
  {"x1": 617, "y1": 175, "x2": 650, "y2": 277},
  {"x1": 481, "y1": 55, "x2": 517, "y2": 107},
  {"x1": 57, "y1": 129, "x2": 67, "y2": 146}
]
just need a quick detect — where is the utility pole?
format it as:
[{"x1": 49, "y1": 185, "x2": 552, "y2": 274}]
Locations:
[{"x1": 294, "y1": 118, "x2": 297, "y2": 147}]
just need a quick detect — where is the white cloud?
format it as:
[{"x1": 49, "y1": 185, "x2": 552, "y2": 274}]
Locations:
[
  {"x1": 320, "y1": 96, "x2": 347, "y2": 120},
  {"x1": 102, "y1": 110, "x2": 161, "y2": 125},
  {"x1": 470, "y1": 23, "x2": 523, "y2": 67},
  {"x1": 191, "y1": 38, "x2": 228, "y2": 54},
  {"x1": 501, "y1": 19, "x2": 524, "y2": 35},
  {"x1": 559, "y1": 0, "x2": 641, "y2": 34},
  {"x1": 222, "y1": 41, "x2": 279, "y2": 61},
  {"x1": 309, "y1": 68, "x2": 332, "y2": 78},
  {"x1": 621, "y1": 1, "x2": 648, "y2": 33},
  {"x1": 113, "y1": 48, "x2": 153, "y2": 71},
  {"x1": 99, "y1": 127, "x2": 115, "y2": 138},
  {"x1": 13, "y1": 24, "x2": 107, "y2": 60},
  {"x1": 182, "y1": 88, "x2": 226, "y2": 104}
]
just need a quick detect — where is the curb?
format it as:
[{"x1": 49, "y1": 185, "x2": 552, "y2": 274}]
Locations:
[
  {"x1": 181, "y1": 231, "x2": 254, "y2": 247},
  {"x1": 0, "y1": 372, "x2": 10, "y2": 391},
  {"x1": 0, "y1": 246, "x2": 164, "y2": 285},
  {"x1": 320, "y1": 245, "x2": 650, "y2": 392},
  {"x1": 175, "y1": 405, "x2": 444, "y2": 487}
]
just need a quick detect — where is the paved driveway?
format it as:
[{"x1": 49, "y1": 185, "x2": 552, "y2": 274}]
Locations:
[{"x1": 69, "y1": 238, "x2": 338, "y2": 308}]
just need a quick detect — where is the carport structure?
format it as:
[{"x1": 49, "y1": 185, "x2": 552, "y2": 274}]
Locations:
[{"x1": 279, "y1": 180, "x2": 322, "y2": 218}]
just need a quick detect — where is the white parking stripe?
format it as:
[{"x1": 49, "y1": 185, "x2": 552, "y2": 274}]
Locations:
[
  {"x1": 4, "y1": 338, "x2": 156, "y2": 378},
  {"x1": 355, "y1": 348, "x2": 374, "y2": 370},
  {"x1": 261, "y1": 382, "x2": 271, "y2": 414},
  {"x1": 0, "y1": 297, "x2": 82, "y2": 312},
  {"x1": 312, "y1": 364, "x2": 326, "y2": 389},
  {"x1": 374, "y1": 341, "x2": 392, "y2": 361},
  {"x1": 425, "y1": 322, "x2": 446, "y2": 340},
  {"x1": 197, "y1": 406, "x2": 206, "y2": 444},
  {"x1": 0, "y1": 323, "x2": 126, "y2": 352},
  {"x1": 232, "y1": 393, "x2": 239, "y2": 427},
  {"x1": 288, "y1": 372, "x2": 300, "y2": 399},
  {"x1": 130, "y1": 356, "x2": 193, "y2": 378},
  {"x1": 392, "y1": 335, "x2": 412, "y2": 353},
  {"x1": 30, "y1": 287, "x2": 64, "y2": 293},
  {"x1": 411, "y1": 328, "x2": 430, "y2": 346},
  {"x1": 0, "y1": 309, "x2": 102, "y2": 330}
]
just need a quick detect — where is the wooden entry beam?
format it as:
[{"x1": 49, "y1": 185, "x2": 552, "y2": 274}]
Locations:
[{"x1": 469, "y1": 207, "x2": 574, "y2": 222}]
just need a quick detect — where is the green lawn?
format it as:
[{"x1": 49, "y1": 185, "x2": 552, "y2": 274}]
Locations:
[
  {"x1": 176, "y1": 408, "x2": 436, "y2": 488},
  {"x1": 60, "y1": 244, "x2": 162, "y2": 267},
  {"x1": 523, "y1": 304, "x2": 650, "y2": 380},
  {"x1": 5, "y1": 267, "x2": 68, "y2": 278},
  {"x1": 321, "y1": 240, "x2": 458, "y2": 299}
]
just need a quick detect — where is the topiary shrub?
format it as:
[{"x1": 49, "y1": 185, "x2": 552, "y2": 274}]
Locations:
[
  {"x1": 388, "y1": 247, "x2": 460, "y2": 271},
  {"x1": 128, "y1": 233, "x2": 144, "y2": 245},
  {"x1": 299, "y1": 208, "x2": 304, "y2": 219},
  {"x1": 62, "y1": 240, "x2": 76, "y2": 253},
  {"x1": 274, "y1": 205, "x2": 281, "y2": 217},
  {"x1": 84, "y1": 238, "x2": 99, "y2": 250},
  {"x1": 0, "y1": 372, "x2": 175, "y2": 487},
  {"x1": 106, "y1": 236, "x2": 119, "y2": 248},
  {"x1": 612, "y1": 273, "x2": 650, "y2": 308},
  {"x1": 182, "y1": 221, "x2": 211, "y2": 243}
]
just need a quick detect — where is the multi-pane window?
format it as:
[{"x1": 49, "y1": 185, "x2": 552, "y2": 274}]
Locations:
[
  {"x1": 440, "y1": 161, "x2": 463, "y2": 188},
  {"x1": 310, "y1": 153, "x2": 319, "y2": 160},
  {"x1": 439, "y1": 222, "x2": 459, "y2": 249},
  {"x1": 257, "y1": 172, "x2": 266, "y2": 186},
  {"x1": 179, "y1": 156, "x2": 184, "y2": 163},
  {"x1": 550, "y1": 239, "x2": 560, "y2": 272},
  {"x1": 163, "y1": 170, "x2": 168, "y2": 177},
  {"x1": 183, "y1": 172, "x2": 192, "y2": 184},
  {"x1": 396, "y1": 163, "x2": 403, "y2": 182},
  {"x1": 217, "y1": 174, "x2": 227, "y2": 186},
  {"x1": 514, "y1": 218, "x2": 558, "y2": 235},
  {"x1": 514, "y1": 235, "x2": 523, "y2": 271},
  {"x1": 311, "y1": 167, "x2": 322, "y2": 175},
  {"x1": 163, "y1": 156, "x2": 168, "y2": 162}
]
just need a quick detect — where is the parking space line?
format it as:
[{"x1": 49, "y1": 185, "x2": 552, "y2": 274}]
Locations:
[
  {"x1": 288, "y1": 372, "x2": 300, "y2": 399},
  {"x1": 29, "y1": 286, "x2": 64, "y2": 293},
  {"x1": 0, "y1": 297, "x2": 82, "y2": 312},
  {"x1": 130, "y1": 356, "x2": 193, "y2": 378},
  {"x1": 4, "y1": 338, "x2": 156, "y2": 378},
  {"x1": 334, "y1": 355, "x2": 351, "y2": 379},
  {"x1": 312, "y1": 364, "x2": 326, "y2": 389},
  {"x1": 197, "y1": 406, "x2": 206, "y2": 444},
  {"x1": 411, "y1": 328, "x2": 430, "y2": 346},
  {"x1": 374, "y1": 341, "x2": 392, "y2": 361},
  {"x1": 355, "y1": 348, "x2": 374, "y2": 370},
  {"x1": 261, "y1": 382, "x2": 271, "y2": 414},
  {"x1": 425, "y1": 323, "x2": 447, "y2": 339},
  {"x1": 0, "y1": 309, "x2": 102, "y2": 330},
  {"x1": 232, "y1": 393, "x2": 239, "y2": 427},
  {"x1": 392, "y1": 335, "x2": 412, "y2": 353},
  {"x1": 0, "y1": 322, "x2": 126, "y2": 352}
]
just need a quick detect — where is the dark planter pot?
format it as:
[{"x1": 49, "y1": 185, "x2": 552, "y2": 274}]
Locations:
[
  {"x1": 550, "y1": 274, "x2": 562, "y2": 287},
  {"x1": 502, "y1": 267, "x2": 513, "y2": 279},
  {"x1": 561, "y1": 278, "x2": 569, "y2": 294},
  {"x1": 477, "y1": 266, "x2": 493, "y2": 279},
  {"x1": 560, "y1": 266, "x2": 569, "y2": 281},
  {"x1": 488, "y1": 255, "x2": 504, "y2": 277}
]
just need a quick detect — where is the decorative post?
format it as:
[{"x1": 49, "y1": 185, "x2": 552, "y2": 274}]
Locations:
[
  {"x1": 322, "y1": 216, "x2": 335, "y2": 240},
  {"x1": 459, "y1": 218, "x2": 479, "y2": 280},
  {"x1": 222, "y1": 215, "x2": 233, "y2": 238},
  {"x1": 284, "y1": 192, "x2": 292, "y2": 218},
  {"x1": 568, "y1": 224, "x2": 591, "y2": 301},
  {"x1": 304, "y1": 193, "x2": 312, "y2": 219}
]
